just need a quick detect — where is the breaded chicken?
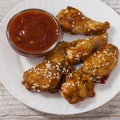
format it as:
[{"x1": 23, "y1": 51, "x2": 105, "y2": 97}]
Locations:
[
  {"x1": 22, "y1": 42, "x2": 72, "y2": 93},
  {"x1": 66, "y1": 33, "x2": 108, "y2": 64},
  {"x1": 57, "y1": 6, "x2": 110, "y2": 35},
  {"x1": 61, "y1": 70, "x2": 95, "y2": 104},
  {"x1": 82, "y1": 44, "x2": 119, "y2": 83},
  {"x1": 22, "y1": 32, "x2": 107, "y2": 93},
  {"x1": 61, "y1": 44, "x2": 119, "y2": 103},
  {"x1": 22, "y1": 33, "x2": 108, "y2": 93}
]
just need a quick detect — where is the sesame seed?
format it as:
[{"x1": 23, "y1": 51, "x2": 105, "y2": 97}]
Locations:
[
  {"x1": 85, "y1": 66, "x2": 88, "y2": 69},
  {"x1": 96, "y1": 76, "x2": 101, "y2": 79},
  {"x1": 94, "y1": 65, "x2": 97, "y2": 68},
  {"x1": 102, "y1": 64, "x2": 105, "y2": 67},
  {"x1": 49, "y1": 79, "x2": 52, "y2": 83},
  {"x1": 31, "y1": 85, "x2": 36, "y2": 90},
  {"x1": 75, "y1": 81, "x2": 80, "y2": 86},
  {"x1": 80, "y1": 41, "x2": 85, "y2": 44},
  {"x1": 93, "y1": 69, "x2": 96, "y2": 73},
  {"x1": 72, "y1": 21, "x2": 75, "y2": 24},
  {"x1": 78, "y1": 12, "x2": 81, "y2": 15},
  {"x1": 79, "y1": 26, "x2": 83, "y2": 29},
  {"x1": 72, "y1": 24, "x2": 75, "y2": 27},
  {"x1": 68, "y1": 73, "x2": 73, "y2": 78},
  {"x1": 33, "y1": 83, "x2": 39, "y2": 87},
  {"x1": 88, "y1": 29, "x2": 90, "y2": 31},
  {"x1": 98, "y1": 65, "x2": 101, "y2": 68},
  {"x1": 56, "y1": 29, "x2": 58, "y2": 32},
  {"x1": 104, "y1": 36, "x2": 107, "y2": 39},
  {"x1": 37, "y1": 89, "x2": 40, "y2": 92},
  {"x1": 58, "y1": 62, "x2": 61, "y2": 65},
  {"x1": 86, "y1": 38, "x2": 89, "y2": 40},
  {"x1": 106, "y1": 62, "x2": 109, "y2": 66},
  {"x1": 93, "y1": 53, "x2": 97, "y2": 57},
  {"x1": 98, "y1": 26, "x2": 101, "y2": 28},
  {"x1": 82, "y1": 17, "x2": 85, "y2": 19}
]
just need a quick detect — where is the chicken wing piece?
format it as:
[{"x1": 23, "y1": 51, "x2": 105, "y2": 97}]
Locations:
[
  {"x1": 57, "y1": 6, "x2": 110, "y2": 35},
  {"x1": 61, "y1": 44, "x2": 119, "y2": 103},
  {"x1": 66, "y1": 33, "x2": 107, "y2": 64},
  {"x1": 81, "y1": 44, "x2": 119, "y2": 83},
  {"x1": 61, "y1": 70, "x2": 95, "y2": 104},
  {"x1": 22, "y1": 42, "x2": 72, "y2": 93}
]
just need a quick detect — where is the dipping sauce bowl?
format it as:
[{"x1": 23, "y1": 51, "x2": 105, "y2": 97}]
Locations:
[{"x1": 6, "y1": 9, "x2": 61, "y2": 57}]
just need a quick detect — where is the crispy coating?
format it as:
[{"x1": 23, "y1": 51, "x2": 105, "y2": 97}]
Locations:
[
  {"x1": 61, "y1": 70, "x2": 95, "y2": 104},
  {"x1": 66, "y1": 33, "x2": 108, "y2": 64},
  {"x1": 57, "y1": 6, "x2": 110, "y2": 35},
  {"x1": 82, "y1": 44, "x2": 119, "y2": 83},
  {"x1": 22, "y1": 42, "x2": 72, "y2": 93},
  {"x1": 61, "y1": 44, "x2": 119, "y2": 104},
  {"x1": 22, "y1": 34, "x2": 108, "y2": 93}
]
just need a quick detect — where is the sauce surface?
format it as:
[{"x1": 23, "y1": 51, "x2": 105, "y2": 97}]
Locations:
[{"x1": 7, "y1": 9, "x2": 59, "y2": 53}]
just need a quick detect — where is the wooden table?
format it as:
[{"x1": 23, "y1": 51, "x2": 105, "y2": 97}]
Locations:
[{"x1": 0, "y1": 0, "x2": 120, "y2": 119}]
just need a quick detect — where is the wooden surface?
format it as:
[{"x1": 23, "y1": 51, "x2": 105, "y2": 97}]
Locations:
[{"x1": 0, "y1": 0, "x2": 120, "y2": 119}]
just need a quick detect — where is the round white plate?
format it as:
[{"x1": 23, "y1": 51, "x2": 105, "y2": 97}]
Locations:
[{"x1": 0, "y1": 0, "x2": 120, "y2": 115}]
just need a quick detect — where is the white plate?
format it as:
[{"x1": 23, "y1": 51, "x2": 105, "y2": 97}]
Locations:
[{"x1": 0, "y1": 0, "x2": 120, "y2": 115}]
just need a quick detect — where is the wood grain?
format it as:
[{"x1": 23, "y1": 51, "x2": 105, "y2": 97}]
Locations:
[{"x1": 0, "y1": 0, "x2": 120, "y2": 120}]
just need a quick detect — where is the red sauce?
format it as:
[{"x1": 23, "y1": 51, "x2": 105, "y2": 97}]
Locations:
[{"x1": 7, "y1": 9, "x2": 60, "y2": 54}]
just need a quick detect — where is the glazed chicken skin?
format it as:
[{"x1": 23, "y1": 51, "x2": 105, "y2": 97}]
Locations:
[
  {"x1": 61, "y1": 70, "x2": 95, "y2": 104},
  {"x1": 82, "y1": 44, "x2": 119, "y2": 83},
  {"x1": 22, "y1": 33, "x2": 108, "y2": 93},
  {"x1": 57, "y1": 6, "x2": 110, "y2": 35},
  {"x1": 61, "y1": 44, "x2": 119, "y2": 104},
  {"x1": 22, "y1": 42, "x2": 72, "y2": 93},
  {"x1": 66, "y1": 33, "x2": 107, "y2": 64}
]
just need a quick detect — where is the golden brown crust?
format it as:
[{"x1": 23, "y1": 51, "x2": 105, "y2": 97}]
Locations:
[
  {"x1": 22, "y1": 42, "x2": 72, "y2": 93},
  {"x1": 66, "y1": 33, "x2": 108, "y2": 64},
  {"x1": 61, "y1": 70, "x2": 95, "y2": 104},
  {"x1": 22, "y1": 60, "x2": 65, "y2": 93},
  {"x1": 22, "y1": 33, "x2": 108, "y2": 93},
  {"x1": 82, "y1": 44, "x2": 119, "y2": 83},
  {"x1": 22, "y1": 36, "x2": 119, "y2": 104},
  {"x1": 61, "y1": 44, "x2": 119, "y2": 104},
  {"x1": 57, "y1": 6, "x2": 110, "y2": 35}
]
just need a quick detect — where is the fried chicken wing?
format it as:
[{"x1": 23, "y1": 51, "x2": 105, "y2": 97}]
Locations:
[
  {"x1": 82, "y1": 44, "x2": 119, "y2": 83},
  {"x1": 22, "y1": 42, "x2": 72, "y2": 93},
  {"x1": 66, "y1": 33, "x2": 107, "y2": 64},
  {"x1": 22, "y1": 33, "x2": 108, "y2": 93},
  {"x1": 61, "y1": 44, "x2": 119, "y2": 104},
  {"x1": 57, "y1": 6, "x2": 110, "y2": 35},
  {"x1": 22, "y1": 32, "x2": 108, "y2": 93},
  {"x1": 61, "y1": 70, "x2": 95, "y2": 104}
]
